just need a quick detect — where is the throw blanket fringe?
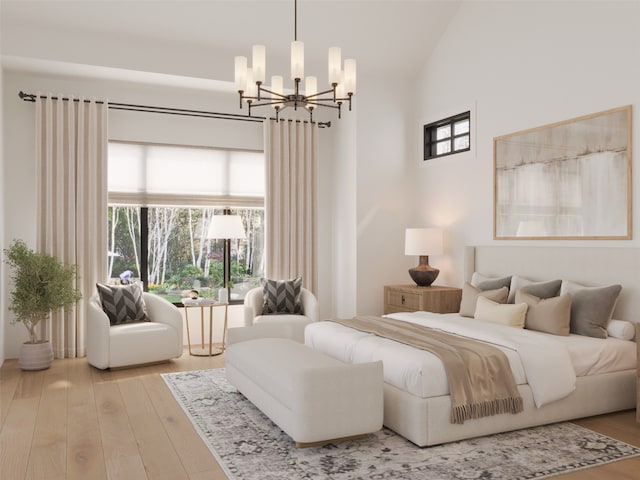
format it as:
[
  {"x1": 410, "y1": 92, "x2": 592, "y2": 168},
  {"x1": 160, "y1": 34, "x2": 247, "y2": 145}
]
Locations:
[
  {"x1": 451, "y1": 397, "x2": 525, "y2": 424},
  {"x1": 331, "y1": 316, "x2": 524, "y2": 424}
]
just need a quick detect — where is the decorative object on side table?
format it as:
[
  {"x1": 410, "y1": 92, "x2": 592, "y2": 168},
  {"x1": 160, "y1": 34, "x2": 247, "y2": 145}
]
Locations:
[
  {"x1": 3, "y1": 239, "x2": 82, "y2": 370},
  {"x1": 384, "y1": 284, "x2": 462, "y2": 315},
  {"x1": 404, "y1": 227, "x2": 443, "y2": 287}
]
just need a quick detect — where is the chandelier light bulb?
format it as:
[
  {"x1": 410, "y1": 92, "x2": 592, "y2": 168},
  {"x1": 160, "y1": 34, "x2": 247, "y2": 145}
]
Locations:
[
  {"x1": 305, "y1": 76, "x2": 317, "y2": 100},
  {"x1": 252, "y1": 45, "x2": 266, "y2": 84},
  {"x1": 291, "y1": 41, "x2": 304, "y2": 80},
  {"x1": 328, "y1": 47, "x2": 341, "y2": 85},
  {"x1": 245, "y1": 67, "x2": 257, "y2": 98},
  {"x1": 234, "y1": 56, "x2": 247, "y2": 92},
  {"x1": 271, "y1": 75, "x2": 283, "y2": 109},
  {"x1": 344, "y1": 59, "x2": 357, "y2": 95}
]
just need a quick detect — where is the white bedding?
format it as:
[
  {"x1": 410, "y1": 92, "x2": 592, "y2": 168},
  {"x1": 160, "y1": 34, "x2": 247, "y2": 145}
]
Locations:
[{"x1": 304, "y1": 311, "x2": 636, "y2": 407}]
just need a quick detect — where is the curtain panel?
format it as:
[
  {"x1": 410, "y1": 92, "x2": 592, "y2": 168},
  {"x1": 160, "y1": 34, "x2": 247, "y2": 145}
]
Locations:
[
  {"x1": 35, "y1": 94, "x2": 108, "y2": 358},
  {"x1": 264, "y1": 120, "x2": 318, "y2": 294}
]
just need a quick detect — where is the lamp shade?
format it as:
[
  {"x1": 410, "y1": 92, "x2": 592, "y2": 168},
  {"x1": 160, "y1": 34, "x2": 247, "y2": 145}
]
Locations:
[
  {"x1": 207, "y1": 215, "x2": 246, "y2": 240},
  {"x1": 404, "y1": 228, "x2": 443, "y2": 256}
]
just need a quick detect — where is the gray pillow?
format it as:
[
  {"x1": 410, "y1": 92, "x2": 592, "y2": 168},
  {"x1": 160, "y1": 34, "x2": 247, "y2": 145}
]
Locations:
[
  {"x1": 459, "y1": 283, "x2": 509, "y2": 318},
  {"x1": 508, "y1": 276, "x2": 561, "y2": 303},
  {"x1": 518, "y1": 279, "x2": 562, "y2": 301},
  {"x1": 261, "y1": 277, "x2": 303, "y2": 315},
  {"x1": 561, "y1": 281, "x2": 622, "y2": 338},
  {"x1": 515, "y1": 291, "x2": 571, "y2": 336},
  {"x1": 96, "y1": 282, "x2": 150, "y2": 325},
  {"x1": 471, "y1": 273, "x2": 512, "y2": 291}
]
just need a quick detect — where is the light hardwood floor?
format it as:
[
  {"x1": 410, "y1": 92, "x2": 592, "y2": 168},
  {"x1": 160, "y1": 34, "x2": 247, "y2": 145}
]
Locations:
[{"x1": 1, "y1": 350, "x2": 639, "y2": 480}]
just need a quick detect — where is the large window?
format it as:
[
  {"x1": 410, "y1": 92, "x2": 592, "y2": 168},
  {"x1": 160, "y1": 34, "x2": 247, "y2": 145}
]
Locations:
[
  {"x1": 107, "y1": 142, "x2": 265, "y2": 304},
  {"x1": 424, "y1": 111, "x2": 471, "y2": 160}
]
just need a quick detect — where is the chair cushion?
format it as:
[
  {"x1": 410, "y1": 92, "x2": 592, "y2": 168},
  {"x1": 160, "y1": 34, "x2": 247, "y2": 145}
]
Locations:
[
  {"x1": 96, "y1": 282, "x2": 150, "y2": 325},
  {"x1": 261, "y1": 277, "x2": 303, "y2": 315}
]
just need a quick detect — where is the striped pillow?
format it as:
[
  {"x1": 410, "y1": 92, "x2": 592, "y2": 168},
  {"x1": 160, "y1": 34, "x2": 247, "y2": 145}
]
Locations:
[
  {"x1": 261, "y1": 277, "x2": 303, "y2": 315},
  {"x1": 96, "y1": 282, "x2": 150, "y2": 325}
]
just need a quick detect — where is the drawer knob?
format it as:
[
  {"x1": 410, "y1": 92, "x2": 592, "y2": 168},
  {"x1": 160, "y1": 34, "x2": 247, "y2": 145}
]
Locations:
[{"x1": 401, "y1": 295, "x2": 405, "y2": 305}]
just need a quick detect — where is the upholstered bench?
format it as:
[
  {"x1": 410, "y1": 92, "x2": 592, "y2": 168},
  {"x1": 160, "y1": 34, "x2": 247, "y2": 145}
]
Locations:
[{"x1": 225, "y1": 336, "x2": 384, "y2": 447}]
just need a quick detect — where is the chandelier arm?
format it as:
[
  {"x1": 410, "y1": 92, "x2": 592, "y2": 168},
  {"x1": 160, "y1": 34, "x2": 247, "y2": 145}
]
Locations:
[
  {"x1": 248, "y1": 99, "x2": 289, "y2": 108},
  {"x1": 303, "y1": 101, "x2": 341, "y2": 111},
  {"x1": 257, "y1": 86, "x2": 287, "y2": 100},
  {"x1": 304, "y1": 87, "x2": 336, "y2": 101}
]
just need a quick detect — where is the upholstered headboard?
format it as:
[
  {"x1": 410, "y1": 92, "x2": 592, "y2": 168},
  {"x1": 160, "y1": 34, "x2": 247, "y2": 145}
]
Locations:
[{"x1": 464, "y1": 246, "x2": 640, "y2": 323}]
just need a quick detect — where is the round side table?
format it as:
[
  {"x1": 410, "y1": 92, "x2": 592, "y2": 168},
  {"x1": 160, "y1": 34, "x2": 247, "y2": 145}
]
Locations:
[{"x1": 181, "y1": 298, "x2": 229, "y2": 356}]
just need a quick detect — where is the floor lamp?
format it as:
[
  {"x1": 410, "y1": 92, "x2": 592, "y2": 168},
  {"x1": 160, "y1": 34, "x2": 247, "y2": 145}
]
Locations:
[{"x1": 207, "y1": 214, "x2": 246, "y2": 303}]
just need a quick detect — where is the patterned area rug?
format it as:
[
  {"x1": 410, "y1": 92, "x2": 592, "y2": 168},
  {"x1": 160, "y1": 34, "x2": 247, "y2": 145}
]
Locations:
[{"x1": 161, "y1": 368, "x2": 640, "y2": 480}]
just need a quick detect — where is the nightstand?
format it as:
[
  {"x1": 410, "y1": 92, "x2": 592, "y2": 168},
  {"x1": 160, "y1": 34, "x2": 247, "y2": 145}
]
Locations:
[{"x1": 384, "y1": 284, "x2": 462, "y2": 314}]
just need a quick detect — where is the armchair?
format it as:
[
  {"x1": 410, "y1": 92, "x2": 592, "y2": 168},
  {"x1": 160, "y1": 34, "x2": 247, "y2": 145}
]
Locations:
[
  {"x1": 240, "y1": 286, "x2": 319, "y2": 342},
  {"x1": 87, "y1": 292, "x2": 183, "y2": 369}
]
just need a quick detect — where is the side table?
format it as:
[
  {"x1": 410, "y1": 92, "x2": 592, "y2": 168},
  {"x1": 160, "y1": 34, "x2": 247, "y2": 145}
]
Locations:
[{"x1": 181, "y1": 298, "x2": 229, "y2": 356}]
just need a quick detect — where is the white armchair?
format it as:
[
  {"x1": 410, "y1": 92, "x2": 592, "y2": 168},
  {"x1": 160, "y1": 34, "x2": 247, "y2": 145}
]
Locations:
[
  {"x1": 87, "y1": 292, "x2": 183, "y2": 369},
  {"x1": 240, "y1": 286, "x2": 319, "y2": 342}
]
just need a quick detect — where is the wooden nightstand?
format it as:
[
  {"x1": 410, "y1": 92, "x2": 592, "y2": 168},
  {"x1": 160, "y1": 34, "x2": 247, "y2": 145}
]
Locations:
[{"x1": 384, "y1": 284, "x2": 462, "y2": 314}]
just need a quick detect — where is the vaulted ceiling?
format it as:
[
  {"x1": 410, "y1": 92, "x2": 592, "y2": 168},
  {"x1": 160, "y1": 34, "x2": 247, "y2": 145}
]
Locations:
[{"x1": 1, "y1": 0, "x2": 461, "y2": 82}]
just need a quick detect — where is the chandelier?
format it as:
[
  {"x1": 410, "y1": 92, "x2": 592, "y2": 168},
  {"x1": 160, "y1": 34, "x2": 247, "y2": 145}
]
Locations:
[{"x1": 234, "y1": 0, "x2": 356, "y2": 121}]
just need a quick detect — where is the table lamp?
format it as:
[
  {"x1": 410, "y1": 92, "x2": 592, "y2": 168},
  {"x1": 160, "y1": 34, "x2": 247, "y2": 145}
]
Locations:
[
  {"x1": 404, "y1": 227, "x2": 443, "y2": 287},
  {"x1": 207, "y1": 214, "x2": 246, "y2": 303}
]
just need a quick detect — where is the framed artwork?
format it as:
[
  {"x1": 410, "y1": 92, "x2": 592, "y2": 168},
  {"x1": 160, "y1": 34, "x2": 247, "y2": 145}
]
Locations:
[{"x1": 494, "y1": 106, "x2": 632, "y2": 239}]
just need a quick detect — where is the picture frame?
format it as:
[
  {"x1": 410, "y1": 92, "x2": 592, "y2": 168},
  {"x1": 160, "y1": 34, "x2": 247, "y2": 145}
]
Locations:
[{"x1": 494, "y1": 106, "x2": 632, "y2": 240}]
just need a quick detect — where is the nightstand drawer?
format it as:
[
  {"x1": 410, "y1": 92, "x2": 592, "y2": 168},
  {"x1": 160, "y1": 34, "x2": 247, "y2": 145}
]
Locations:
[
  {"x1": 383, "y1": 285, "x2": 462, "y2": 315},
  {"x1": 387, "y1": 290, "x2": 421, "y2": 310}
]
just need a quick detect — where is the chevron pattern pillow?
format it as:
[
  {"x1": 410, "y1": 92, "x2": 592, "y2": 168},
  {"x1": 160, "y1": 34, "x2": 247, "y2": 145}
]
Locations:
[
  {"x1": 96, "y1": 282, "x2": 150, "y2": 325},
  {"x1": 261, "y1": 277, "x2": 303, "y2": 315}
]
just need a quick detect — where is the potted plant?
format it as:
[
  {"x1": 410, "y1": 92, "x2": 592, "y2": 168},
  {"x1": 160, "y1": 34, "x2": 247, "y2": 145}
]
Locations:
[{"x1": 4, "y1": 239, "x2": 82, "y2": 370}]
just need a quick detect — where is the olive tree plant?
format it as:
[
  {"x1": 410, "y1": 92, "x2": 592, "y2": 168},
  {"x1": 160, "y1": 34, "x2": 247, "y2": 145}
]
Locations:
[{"x1": 4, "y1": 239, "x2": 82, "y2": 344}]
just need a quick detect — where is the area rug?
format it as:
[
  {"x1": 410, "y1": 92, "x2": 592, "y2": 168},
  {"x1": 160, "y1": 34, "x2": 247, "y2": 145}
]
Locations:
[{"x1": 161, "y1": 368, "x2": 640, "y2": 480}]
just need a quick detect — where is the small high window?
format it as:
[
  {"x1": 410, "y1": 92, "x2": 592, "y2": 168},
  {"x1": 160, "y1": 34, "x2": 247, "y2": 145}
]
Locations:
[{"x1": 424, "y1": 111, "x2": 471, "y2": 160}]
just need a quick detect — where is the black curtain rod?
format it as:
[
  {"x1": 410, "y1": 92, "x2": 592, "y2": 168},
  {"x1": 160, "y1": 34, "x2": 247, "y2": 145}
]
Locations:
[{"x1": 18, "y1": 91, "x2": 331, "y2": 128}]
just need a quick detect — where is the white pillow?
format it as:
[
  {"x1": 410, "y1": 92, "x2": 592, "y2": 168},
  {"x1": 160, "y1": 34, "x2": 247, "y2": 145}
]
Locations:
[
  {"x1": 474, "y1": 296, "x2": 528, "y2": 328},
  {"x1": 606, "y1": 319, "x2": 636, "y2": 341}
]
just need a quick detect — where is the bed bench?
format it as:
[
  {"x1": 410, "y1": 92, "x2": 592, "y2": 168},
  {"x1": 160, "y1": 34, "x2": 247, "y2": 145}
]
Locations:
[{"x1": 225, "y1": 336, "x2": 383, "y2": 447}]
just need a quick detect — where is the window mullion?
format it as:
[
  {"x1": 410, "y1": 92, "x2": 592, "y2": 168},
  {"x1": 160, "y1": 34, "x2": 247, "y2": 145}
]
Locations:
[{"x1": 140, "y1": 207, "x2": 149, "y2": 291}]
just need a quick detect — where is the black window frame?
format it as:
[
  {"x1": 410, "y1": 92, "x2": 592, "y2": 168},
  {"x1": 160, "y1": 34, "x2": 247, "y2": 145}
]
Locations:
[{"x1": 424, "y1": 111, "x2": 471, "y2": 161}]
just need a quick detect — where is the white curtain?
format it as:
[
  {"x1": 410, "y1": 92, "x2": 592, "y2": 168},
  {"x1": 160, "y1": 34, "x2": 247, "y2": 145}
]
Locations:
[
  {"x1": 264, "y1": 120, "x2": 318, "y2": 294},
  {"x1": 35, "y1": 94, "x2": 108, "y2": 358}
]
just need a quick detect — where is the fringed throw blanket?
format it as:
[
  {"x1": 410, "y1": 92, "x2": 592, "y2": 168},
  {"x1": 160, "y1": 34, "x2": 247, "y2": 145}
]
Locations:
[{"x1": 331, "y1": 316, "x2": 524, "y2": 424}]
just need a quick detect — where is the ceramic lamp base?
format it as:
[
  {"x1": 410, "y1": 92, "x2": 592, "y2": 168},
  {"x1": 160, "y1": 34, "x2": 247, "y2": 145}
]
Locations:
[{"x1": 408, "y1": 255, "x2": 440, "y2": 287}]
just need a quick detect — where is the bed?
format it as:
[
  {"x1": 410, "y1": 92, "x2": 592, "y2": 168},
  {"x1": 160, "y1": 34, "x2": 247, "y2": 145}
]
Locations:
[{"x1": 305, "y1": 246, "x2": 639, "y2": 446}]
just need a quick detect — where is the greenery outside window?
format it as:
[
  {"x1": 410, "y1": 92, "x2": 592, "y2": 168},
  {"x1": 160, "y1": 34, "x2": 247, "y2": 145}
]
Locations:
[
  {"x1": 424, "y1": 111, "x2": 471, "y2": 160},
  {"x1": 107, "y1": 142, "x2": 265, "y2": 304}
]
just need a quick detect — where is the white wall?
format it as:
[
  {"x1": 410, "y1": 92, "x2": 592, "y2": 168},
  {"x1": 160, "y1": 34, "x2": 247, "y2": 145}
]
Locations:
[
  {"x1": 415, "y1": 0, "x2": 640, "y2": 287},
  {"x1": 354, "y1": 75, "x2": 419, "y2": 315}
]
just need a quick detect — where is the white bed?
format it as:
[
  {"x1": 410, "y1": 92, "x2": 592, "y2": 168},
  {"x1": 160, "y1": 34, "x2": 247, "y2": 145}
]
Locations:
[{"x1": 306, "y1": 246, "x2": 639, "y2": 446}]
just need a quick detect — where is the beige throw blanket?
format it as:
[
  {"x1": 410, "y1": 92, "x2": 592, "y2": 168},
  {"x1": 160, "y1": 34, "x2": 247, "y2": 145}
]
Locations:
[{"x1": 331, "y1": 316, "x2": 524, "y2": 424}]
